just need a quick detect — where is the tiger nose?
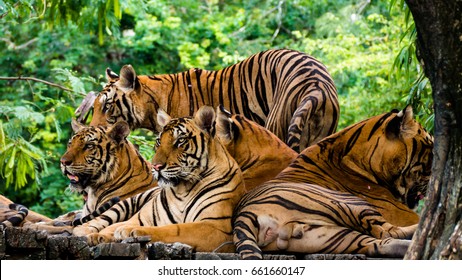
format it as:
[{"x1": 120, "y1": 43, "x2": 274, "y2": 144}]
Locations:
[
  {"x1": 60, "y1": 157, "x2": 72, "y2": 166},
  {"x1": 152, "y1": 163, "x2": 165, "y2": 171}
]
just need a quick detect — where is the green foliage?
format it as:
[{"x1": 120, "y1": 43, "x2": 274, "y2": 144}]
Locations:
[{"x1": 0, "y1": 0, "x2": 433, "y2": 217}]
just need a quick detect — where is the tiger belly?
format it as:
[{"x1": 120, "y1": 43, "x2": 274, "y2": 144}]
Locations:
[{"x1": 233, "y1": 183, "x2": 416, "y2": 259}]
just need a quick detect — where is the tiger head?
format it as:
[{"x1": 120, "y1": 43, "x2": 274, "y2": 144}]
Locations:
[
  {"x1": 336, "y1": 106, "x2": 433, "y2": 209},
  {"x1": 60, "y1": 120, "x2": 131, "y2": 198},
  {"x1": 151, "y1": 106, "x2": 216, "y2": 189},
  {"x1": 89, "y1": 66, "x2": 162, "y2": 131}
]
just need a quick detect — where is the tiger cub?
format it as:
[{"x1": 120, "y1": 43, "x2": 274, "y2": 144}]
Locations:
[
  {"x1": 233, "y1": 106, "x2": 433, "y2": 259},
  {"x1": 79, "y1": 49, "x2": 339, "y2": 152},
  {"x1": 76, "y1": 106, "x2": 246, "y2": 252}
]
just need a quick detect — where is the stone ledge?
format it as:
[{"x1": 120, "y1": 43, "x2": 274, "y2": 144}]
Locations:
[{"x1": 1, "y1": 227, "x2": 375, "y2": 260}]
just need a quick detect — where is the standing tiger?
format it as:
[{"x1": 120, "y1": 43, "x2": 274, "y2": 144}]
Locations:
[
  {"x1": 75, "y1": 106, "x2": 246, "y2": 252},
  {"x1": 233, "y1": 106, "x2": 433, "y2": 259},
  {"x1": 72, "y1": 105, "x2": 297, "y2": 233},
  {"x1": 80, "y1": 49, "x2": 339, "y2": 152}
]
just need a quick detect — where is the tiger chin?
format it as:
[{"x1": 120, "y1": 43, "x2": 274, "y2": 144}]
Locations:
[
  {"x1": 78, "y1": 106, "x2": 246, "y2": 252},
  {"x1": 233, "y1": 106, "x2": 433, "y2": 259}
]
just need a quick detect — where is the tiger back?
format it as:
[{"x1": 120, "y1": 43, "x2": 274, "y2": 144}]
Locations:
[
  {"x1": 75, "y1": 106, "x2": 246, "y2": 252},
  {"x1": 273, "y1": 106, "x2": 433, "y2": 226},
  {"x1": 82, "y1": 49, "x2": 339, "y2": 152}
]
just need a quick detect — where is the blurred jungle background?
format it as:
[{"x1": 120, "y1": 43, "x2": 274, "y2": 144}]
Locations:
[{"x1": 0, "y1": 0, "x2": 432, "y2": 217}]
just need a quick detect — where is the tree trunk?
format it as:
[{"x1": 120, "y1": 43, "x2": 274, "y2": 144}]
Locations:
[{"x1": 404, "y1": 0, "x2": 462, "y2": 259}]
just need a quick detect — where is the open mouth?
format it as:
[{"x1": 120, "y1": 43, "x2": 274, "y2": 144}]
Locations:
[
  {"x1": 63, "y1": 169, "x2": 89, "y2": 201},
  {"x1": 406, "y1": 190, "x2": 426, "y2": 210},
  {"x1": 67, "y1": 173, "x2": 80, "y2": 184}
]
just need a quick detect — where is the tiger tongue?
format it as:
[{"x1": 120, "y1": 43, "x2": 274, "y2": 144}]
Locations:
[{"x1": 67, "y1": 174, "x2": 79, "y2": 183}]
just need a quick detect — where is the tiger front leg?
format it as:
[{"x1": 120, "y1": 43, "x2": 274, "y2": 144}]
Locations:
[
  {"x1": 24, "y1": 223, "x2": 73, "y2": 235},
  {"x1": 113, "y1": 221, "x2": 233, "y2": 252}
]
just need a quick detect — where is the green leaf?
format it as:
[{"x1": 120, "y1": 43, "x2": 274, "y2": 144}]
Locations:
[
  {"x1": 7, "y1": 146, "x2": 16, "y2": 169},
  {"x1": 114, "y1": 0, "x2": 121, "y2": 19}
]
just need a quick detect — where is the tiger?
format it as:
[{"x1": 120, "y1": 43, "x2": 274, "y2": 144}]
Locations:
[
  {"x1": 79, "y1": 49, "x2": 339, "y2": 152},
  {"x1": 273, "y1": 105, "x2": 433, "y2": 226},
  {"x1": 74, "y1": 106, "x2": 246, "y2": 252},
  {"x1": 233, "y1": 183, "x2": 417, "y2": 259},
  {"x1": 62, "y1": 120, "x2": 155, "y2": 217},
  {"x1": 233, "y1": 106, "x2": 434, "y2": 259},
  {"x1": 1, "y1": 120, "x2": 156, "y2": 234},
  {"x1": 72, "y1": 105, "x2": 297, "y2": 234}
]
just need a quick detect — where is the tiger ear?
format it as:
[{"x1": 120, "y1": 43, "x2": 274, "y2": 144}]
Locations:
[
  {"x1": 106, "y1": 67, "x2": 119, "y2": 82},
  {"x1": 71, "y1": 118, "x2": 85, "y2": 133},
  {"x1": 157, "y1": 109, "x2": 171, "y2": 128},
  {"x1": 108, "y1": 121, "x2": 131, "y2": 144},
  {"x1": 386, "y1": 105, "x2": 417, "y2": 139},
  {"x1": 194, "y1": 105, "x2": 215, "y2": 133},
  {"x1": 118, "y1": 65, "x2": 138, "y2": 93},
  {"x1": 215, "y1": 105, "x2": 234, "y2": 143}
]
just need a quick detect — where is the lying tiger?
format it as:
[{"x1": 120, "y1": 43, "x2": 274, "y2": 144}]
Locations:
[
  {"x1": 0, "y1": 195, "x2": 51, "y2": 227},
  {"x1": 233, "y1": 106, "x2": 433, "y2": 259},
  {"x1": 72, "y1": 105, "x2": 298, "y2": 234},
  {"x1": 274, "y1": 105, "x2": 433, "y2": 226},
  {"x1": 78, "y1": 49, "x2": 339, "y2": 152},
  {"x1": 62, "y1": 120, "x2": 155, "y2": 217},
  {"x1": 0, "y1": 120, "x2": 156, "y2": 233},
  {"x1": 73, "y1": 106, "x2": 426, "y2": 259},
  {"x1": 76, "y1": 106, "x2": 247, "y2": 251}
]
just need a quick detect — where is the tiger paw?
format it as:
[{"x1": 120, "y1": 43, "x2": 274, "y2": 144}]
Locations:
[
  {"x1": 73, "y1": 225, "x2": 98, "y2": 236},
  {"x1": 86, "y1": 233, "x2": 114, "y2": 246},
  {"x1": 113, "y1": 225, "x2": 147, "y2": 241}
]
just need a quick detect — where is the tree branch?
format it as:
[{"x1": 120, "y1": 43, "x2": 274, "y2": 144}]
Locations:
[
  {"x1": 0, "y1": 38, "x2": 39, "y2": 50},
  {"x1": 0, "y1": 76, "x2": 86, "y2": 97}
]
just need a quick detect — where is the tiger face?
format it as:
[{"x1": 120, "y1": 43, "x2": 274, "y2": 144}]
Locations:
[
  {"x1": 60, "y1": 120, "x2": 130, "y2": 197},
  {"x1": 151, "y1": 107, "x2": 214, "y2": 189},
  {"x1": 90, "y1": 66, "x2": 160, "y2": 131},
  {"x1": 339, "y1": 106, "x2": 433, "y2": 209},
  {"x1": 381, "y1": 106, "x2": 433, "y2": 208}
]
